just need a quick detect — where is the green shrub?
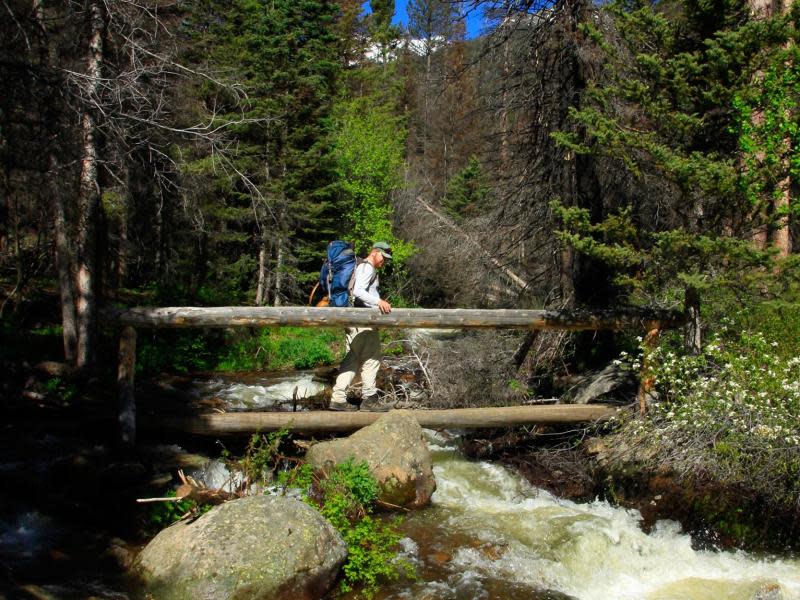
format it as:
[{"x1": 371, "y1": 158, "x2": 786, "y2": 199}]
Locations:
[
  {"x1": 136, "y1": 327, "x2": 339, "y2": 374},
  {"x1": 219, "y1": 442, "x2": 413, "y2": 596},
  {"x1": 311, "y1": 458, "x2": 414, "y2": 597},
  {"x1": 615, "y1": 326, "x2": 800, "y2": 509},
  {"x1": 136, "y1": 330, "x2": 216, "y2": 375},
  {"x1": 237, "y1": 429, "x2": 290, "y2": 487},
  {"x1": 44, "y1": 377, "x2": 77, "y2": 402},
  {"x1": 146, "y1": 490, "x2": 210, "y2": 531}
]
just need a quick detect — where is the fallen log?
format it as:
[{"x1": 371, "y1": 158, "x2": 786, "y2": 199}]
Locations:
[
  {"x1": 146, "y1": 405, "x2": 620, "y2": 435},
  {"x1": 103, "y1": 306, "x2": 683, "y2": 331}
]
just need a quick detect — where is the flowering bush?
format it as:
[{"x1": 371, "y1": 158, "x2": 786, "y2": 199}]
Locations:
[{"x1": 616, "y1": 326, "x2": 800, "y2": 508}]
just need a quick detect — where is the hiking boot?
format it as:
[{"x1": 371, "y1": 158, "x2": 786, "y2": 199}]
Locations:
[
  {"x1": 360, "y1": 394, "x2": 393, "y2": 412},
  {"x1": 329, "y1": 400, "x2": 359, "y2": 412}
]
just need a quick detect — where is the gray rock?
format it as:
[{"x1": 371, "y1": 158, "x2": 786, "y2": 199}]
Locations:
[
  {"x1": 306, "y1": 411, "x2": 436, "y2": 509},
  {"x1": 135, "y1": 495, "x2": 346, "y2": 600},
  {"x1": 751, "y1": 582, "x2": 784, "y2": 600},
  {"x1": 568, "y1": 363, "x2": 636, "y2": 404}
]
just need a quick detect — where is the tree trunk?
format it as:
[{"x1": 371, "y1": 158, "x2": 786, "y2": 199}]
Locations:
[
  {"x1": 772, "y1": 174, "x2": 792, "y2": 255},
  {"x1": 415, "y1": 196, "x2": 530, "y2": 291},
  {"x1": 116, "y1": 162, "x2": 130, "y2": 289},
  {"x1": 75, "y1": 0, "x2": 106, "y2": 369},
  {"x1": 273, "y1": 238, "x2": 284, "y2": 307},
  {"x1": 148, "y1": 405, "x2": 620, "y2": 435},
  {"x1": 255, "y1": 235, "x2": 268, "y2": 305},
  {"x1": 499, "y1": 35, "x2": 511, "y2": 179},
  {"x1": 53, "y1": 163, "x2": 79, "y2": 362},
  {"x1": 683, "y1": 286, "x2": 702, "y2": 354},
  {"x1": 748, "y1": 0, "x2": 794, "y2": 255},
  {"x1": 104, "y1": 305, "x2": 685, "y2": 332},
  {"x1": 33, "y1": 0, "x2": 78, "y2": 361}
]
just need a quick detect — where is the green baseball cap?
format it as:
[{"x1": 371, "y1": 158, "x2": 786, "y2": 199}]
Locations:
[{"x1": 372, "y1": 241, "x2": 393, "y2": 260}]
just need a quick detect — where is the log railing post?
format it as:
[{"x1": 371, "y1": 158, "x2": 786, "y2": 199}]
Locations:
[
  {"x1": 684, "y1": 286, "x2": 702, "y2": 355},
  {"x1": 638, "y1": 328, "x2": 660, "y2": 415},
  {"x1": 118, "y1": 325, "x2": 137, "y2": 447}
]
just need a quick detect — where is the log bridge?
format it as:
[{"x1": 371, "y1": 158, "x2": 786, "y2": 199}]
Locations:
[{"x1": 103, "y1": 305, "x2": 689, "y2": 446}]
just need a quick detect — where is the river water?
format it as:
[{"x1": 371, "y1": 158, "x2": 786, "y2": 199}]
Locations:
[{"x1": 377, "y1": 433, "x2": 800, "y2": 600}]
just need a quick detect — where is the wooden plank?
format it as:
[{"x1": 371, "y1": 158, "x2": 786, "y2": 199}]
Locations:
[
  {"x1": 147, "y1": 405, "x2": 621, "y2": 435},
  {"x1": 103, "y1": 306, "x2": 684, "y2": 331}
]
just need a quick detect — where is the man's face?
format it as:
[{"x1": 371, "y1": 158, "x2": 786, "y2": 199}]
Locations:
[{"x1": 373, "y1": 250, "x2": 386, "y2": 269}]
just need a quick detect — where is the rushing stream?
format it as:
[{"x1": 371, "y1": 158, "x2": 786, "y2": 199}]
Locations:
[
  {"x1": 186, "y1": 372, "x2": 327, "y2": 411},
  {"x1": 380, "y1": 433, "x2": 800, "y2": 600}
]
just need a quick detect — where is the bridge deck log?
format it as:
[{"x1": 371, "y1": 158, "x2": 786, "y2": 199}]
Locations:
[
  {"x1": 146, "y1": 405, "x2": 620, "y2": 435},
  {"x1": 104, "y1": 306, "x2": 684, "y2": 331}
]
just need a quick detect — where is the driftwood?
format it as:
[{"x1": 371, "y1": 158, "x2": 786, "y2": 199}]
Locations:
[
  {"x1": 103, "y1": 306, "x2": 684, "y2": 332},
  {"x1": 146, "y1": 405, "x2": 619, "y2": 435},
  {"x1": 136, "y1": 470, "x2": 236, "y2": 506}
]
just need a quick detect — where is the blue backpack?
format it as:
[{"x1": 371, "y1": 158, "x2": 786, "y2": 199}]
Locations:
[{"x1": 319, "y1": 241, "x2": 377, "y2": 307}]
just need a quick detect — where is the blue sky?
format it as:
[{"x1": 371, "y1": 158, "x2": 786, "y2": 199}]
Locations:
[{"x1": 363, "y1": 2, "x2": 486, "y2": 40}]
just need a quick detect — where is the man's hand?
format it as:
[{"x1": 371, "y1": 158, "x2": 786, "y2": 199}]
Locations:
[{"x1": 377, "y1": 299, "x2": 392, "y2": 314}]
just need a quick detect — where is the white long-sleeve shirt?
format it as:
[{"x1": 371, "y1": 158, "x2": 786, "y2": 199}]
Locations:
[{"x1": 352, "y1": 261, "x2": 380, "y2": 308}]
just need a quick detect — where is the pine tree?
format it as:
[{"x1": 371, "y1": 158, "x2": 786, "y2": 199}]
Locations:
[
  {"x1": 182, "y1": 0, "x2": 342, "y2": 305},
  {"x1": 554, "y1": 0, "x2": 798, "y2": 247}
]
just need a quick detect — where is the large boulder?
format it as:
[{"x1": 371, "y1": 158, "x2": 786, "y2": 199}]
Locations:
[
  {"x1": 306, "y1": 411, "x2": 436, "y2": 509},
  {"x1": 135, "y1": 495, "x2": 346, "y2": 600}
]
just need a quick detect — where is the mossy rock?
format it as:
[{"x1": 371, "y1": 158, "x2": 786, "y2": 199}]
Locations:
[
  {"x1": 306, "y1": 411, "x2": 436, "y2": 509},
  {"x1": 135, "y1": 495, "x2": 346, "y2": 600}
]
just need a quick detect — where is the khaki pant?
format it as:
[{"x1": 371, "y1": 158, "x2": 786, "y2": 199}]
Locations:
[{"x1": 331, "y1": 327, "x2": 381, "y2": 403}]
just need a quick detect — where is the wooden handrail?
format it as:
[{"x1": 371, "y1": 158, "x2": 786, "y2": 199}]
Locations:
[{"x1": 103, "y1": 306, "x2": 684, "y2": 331}]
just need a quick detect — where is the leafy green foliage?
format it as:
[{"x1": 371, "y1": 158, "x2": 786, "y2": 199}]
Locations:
[
  {"x1": 44, "y1": 377, "x2": 77, "y2": 403},
  {"x1": 309, "y1": 458, "x2": 414, "y2": 597},
  {"x1": 555, "y1": 0, "x2": 798, "y2": 240},
  {"x1": 552, "y1": 0, "x2": 800, "y2": 513},
  {"x1": 276, "y1": 461, "x2": 314, "y2": 491},
  {"x1": 136, "y1": 326, "x2": 339, "y2": 375},
  {"x1": 207, "y1": 442, "x2": 413, "y2": 597},
  {"x1": 732, "y1": 47, "x2": 800, "y2": 213},
  {"x1": 614, "y1": 321, "x2": 800, "y2": 510},
  {"x1": 551, "y1": 200, "x2": 800, "y2": 306},
  {"x1": 146, "y1": 490, "x2": 211, "y2": 531},
  {"x1": 216, "y1": 326, "x2": 339, "y2": 371},
  {"x1": 136, "y1": 331, "x2": 217, "y2": 375},
  {"x1": 175, "y1": 0, "x2": 344, "y2": 301},
  {"x1": 332, "y1": 96, "x2": 415, "y2": 267},
  {"x1": 237, "y1": 428, "x2": 291, "y2": 488}
]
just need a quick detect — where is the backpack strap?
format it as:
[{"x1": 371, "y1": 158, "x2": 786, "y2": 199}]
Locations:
[{"x1": 348, "y1": 259, "x2": 379, "y2": 304}]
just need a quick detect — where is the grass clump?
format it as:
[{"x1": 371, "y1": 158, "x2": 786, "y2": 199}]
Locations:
[
  {"x1": 217, "y1": 327, "x2": 339, "y2": 371},
  {"x1": 135, "y1": 326, "x2": 340, "y2": 375}
]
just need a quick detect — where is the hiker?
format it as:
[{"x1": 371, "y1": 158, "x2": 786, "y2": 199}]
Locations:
[{"x1": 329, "y1": 242, "x2": 394, "y2": 412}]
